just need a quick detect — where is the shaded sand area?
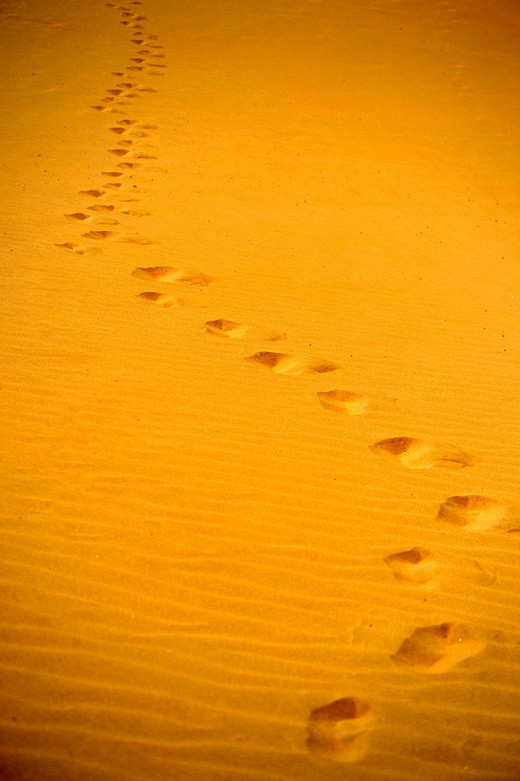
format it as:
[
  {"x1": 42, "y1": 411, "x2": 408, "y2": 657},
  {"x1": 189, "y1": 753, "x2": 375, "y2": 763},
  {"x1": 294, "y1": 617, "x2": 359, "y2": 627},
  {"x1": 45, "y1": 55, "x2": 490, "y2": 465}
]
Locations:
[{"x1": 1, "y1": 0, "x2": 520, "y2": 778}]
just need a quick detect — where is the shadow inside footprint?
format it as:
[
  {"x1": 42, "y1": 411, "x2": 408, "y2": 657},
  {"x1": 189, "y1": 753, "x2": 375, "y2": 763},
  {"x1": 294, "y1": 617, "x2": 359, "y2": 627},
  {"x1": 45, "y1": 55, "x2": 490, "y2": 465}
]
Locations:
[
  {"x1": 317, "y1": 389, "x2": 369, "y2": 415},
  {"x1": 437, "y1": 495, "x2": 507, "y2": 531},
  {"x1": 306, "y1": 697, "x2": 374, "y2": 763},
  {"x1": 369, "y1": 437, "x2": 475, "y2": 469},
  {"x1": 392, "y1": 622, "x2": 484, "y2": 674}
]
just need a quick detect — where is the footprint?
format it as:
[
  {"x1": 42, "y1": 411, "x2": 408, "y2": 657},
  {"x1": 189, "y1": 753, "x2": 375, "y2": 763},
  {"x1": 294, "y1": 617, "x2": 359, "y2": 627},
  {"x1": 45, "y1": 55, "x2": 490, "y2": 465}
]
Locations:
[
  {"x1": 118, "y1": 235, "x2": 158, "y2": 245},
  {"x1": 108, "y1": 148, "x2": 130, "y2": 157},
  {"x1": 437, "y1": 495, "x2": 507, "y2": 531},
  {"x1": 317, "y1": 389, "x2": 369, "y2": 415},
  {"x1": 122, "y1": 208, "x2": 150, "y2": 217},
  {"x1": 88, "y1": 204, "x2": 115, "y2": 213},
  {"x1": 392, "y1": 622, "x2": 484, "y2": 674},
  {"x1": 384, "y1": 547, "x2": 439, "y2": 586},
  {"x1": 54, "y1": 242, "x2": 101, "y2": 255},
  {"x1": 64, "y1": 212, "x2": 90, "y2": 221},
  {"x1": 246, "y1": 352, "x2": 339, "y2": 376},
  {"x1": 136, "y1": 292, "x2": 179, "y2": 308},
  {"x1": 82, "y1": 230, "x2": 118, "y2": 240},
  {"x1": 306, "y1": 697, "x2": 374, "y2": 763},
  {"x1": 132, "y1": 266, "x2": 212, "y2": 284},
  {"x1": 79, "y1": 189, "x2": 106, "y2": 198},
  {"x1": 369, "y1": 437, "x2": 476, "y2": 469},
  {"x1": 205, "y1": 319, "x2": 285, "y2": 342},
  {"x1": 205, "y1": 319, "x2": 249, "y2": 339}
]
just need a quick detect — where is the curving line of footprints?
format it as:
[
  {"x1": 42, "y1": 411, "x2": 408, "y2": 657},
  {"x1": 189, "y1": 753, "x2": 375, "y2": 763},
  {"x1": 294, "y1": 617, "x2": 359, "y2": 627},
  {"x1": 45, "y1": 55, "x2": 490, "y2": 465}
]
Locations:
[{"x1": 55, "y1": 1, "x2": 514, "y2": 766}]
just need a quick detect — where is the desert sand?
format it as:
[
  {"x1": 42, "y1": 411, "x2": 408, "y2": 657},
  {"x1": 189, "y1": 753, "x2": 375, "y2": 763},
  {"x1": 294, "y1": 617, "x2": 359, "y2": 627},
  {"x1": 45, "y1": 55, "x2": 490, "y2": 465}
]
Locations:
[{"x1": 1, "y1": 0, "x2": 519, "y2": 779}]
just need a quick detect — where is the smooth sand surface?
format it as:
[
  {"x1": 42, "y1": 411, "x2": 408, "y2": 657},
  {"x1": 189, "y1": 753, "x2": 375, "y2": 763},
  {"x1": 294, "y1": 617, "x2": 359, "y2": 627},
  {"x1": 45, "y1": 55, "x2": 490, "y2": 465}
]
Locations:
[{"x1": 1, "y1": 0, "x2": 520, "y2": 779}]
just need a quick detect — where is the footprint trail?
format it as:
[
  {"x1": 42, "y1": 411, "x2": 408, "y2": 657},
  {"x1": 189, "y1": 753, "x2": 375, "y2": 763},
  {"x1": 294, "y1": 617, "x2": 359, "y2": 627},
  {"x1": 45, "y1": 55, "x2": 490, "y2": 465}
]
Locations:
[{"x1": 53, "y1": 0, "x2": 508, "y2": 772}]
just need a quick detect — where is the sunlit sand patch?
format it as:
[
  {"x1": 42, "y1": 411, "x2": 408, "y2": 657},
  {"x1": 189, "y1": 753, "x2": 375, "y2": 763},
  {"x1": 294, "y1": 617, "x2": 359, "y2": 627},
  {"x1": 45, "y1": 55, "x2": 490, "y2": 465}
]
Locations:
[
  {"x1": 132, "y1": 266, "x2": 212, "y2": 284},
  {"x1": 317, "y1": 389, "x2": 369, "y2": 415},
  {"x1": 246, "y1": 351, "x2": 339, "y2": 376},
  {"x1": 306, "y1": 697, "x2": 374, "y2": 763},
  {"x1": 369, "y1": 436, "x2": 476, "y2": 469},
  {"x1": 392, "y1": 622, "x2": 485, "y2": 674},
  {"x1": 384, "y1": 546, "x2": 439, "y2": 587},
  {"x1": 437, "y1": 495, "x2": 507, "y2": 531},
  {"x1": 136, "y1": 292, "x2": 179, "y2": 308},
  {"x1": 205, "y1": 318, "x2": 285, "y2": 341}
]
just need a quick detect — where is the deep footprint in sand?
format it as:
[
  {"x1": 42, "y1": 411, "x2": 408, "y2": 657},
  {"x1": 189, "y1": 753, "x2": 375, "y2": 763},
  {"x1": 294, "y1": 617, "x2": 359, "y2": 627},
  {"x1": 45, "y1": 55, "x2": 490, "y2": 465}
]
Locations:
[
  {"x1": 384, "y1": 546, "x2": 439, "y2": 587},
  {"x1": 246, "y1": 351, "x2": 339, "y2": 376},
  {"x1": 437, "y1": 495, "x2": 508, "y2": 531},
  {"x1": 392, "y1": 622, "x2": 484, "y2": 673},
  {"x1": 205, "y1": 318, "x2": 285, "y2": 342},
  {"x1": 369, "y1": 436, "x2": 476, "y2": 469},
  {"x1": 317, "y1": 389, "x2": 370, "y2": 415},
  {"x1": 136, "y1": 292, "x2": 179, "y2": 308},
  {"x1": 132, "y1": 266, "x2": 213, "y2": 285},
  {"x1": 306, "y1": 697, "x2": 374, "y2": 763}
]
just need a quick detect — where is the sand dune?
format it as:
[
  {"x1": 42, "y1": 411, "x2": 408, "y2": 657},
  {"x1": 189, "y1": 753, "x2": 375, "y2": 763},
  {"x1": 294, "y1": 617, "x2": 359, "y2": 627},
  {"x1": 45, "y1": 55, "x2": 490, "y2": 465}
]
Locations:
[{"x1": 1, "y1": 0, "x2": 519, "y2": 779}]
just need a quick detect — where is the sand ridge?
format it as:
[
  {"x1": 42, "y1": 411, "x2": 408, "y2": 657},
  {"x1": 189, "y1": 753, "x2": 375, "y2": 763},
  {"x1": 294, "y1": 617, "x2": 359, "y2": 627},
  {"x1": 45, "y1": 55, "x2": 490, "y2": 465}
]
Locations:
[{"x1": 1, "y1": 0, "x2": 520, "y2": 779}]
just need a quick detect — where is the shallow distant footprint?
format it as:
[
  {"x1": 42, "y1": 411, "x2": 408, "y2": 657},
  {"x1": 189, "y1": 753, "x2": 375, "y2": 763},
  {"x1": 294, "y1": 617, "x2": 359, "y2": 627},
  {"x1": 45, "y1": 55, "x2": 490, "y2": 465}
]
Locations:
[
  {"x1": 306, "y1": 697, "x2": 374, "y2": 763},
  {"x1": 54, "y1": 241, "x2": 101, "y2": 255},
  {"x1": 317, "y1": 389, "x2": 370, "y2": 415},
  {"x1": 384, "y1": 546, "x2": 439, "y2": 587},
  {"x1": 136, "y1": 291, "x2": 179, "y2": 308},
  {"x1": 392, "y1": 622, "x2": 484, "y2": 674},
  {"x1": 205, "y1": 318, "x2": 285, "y2": 342},
  {"x1": 82, "y1": 230, "x2": 118, "y2": 240},
  {"x1": 437, "y1": 495, "x2": 508, "y2": 531},
  {"x1": 132, "y1": 266, "x2": 213, "y2": 285},
  {"x1": 246, "y1": 351, "x2": 339, "y2": 376},
  {"x1": 369, "y1": 436, "x2": 476, "y2": 469}
]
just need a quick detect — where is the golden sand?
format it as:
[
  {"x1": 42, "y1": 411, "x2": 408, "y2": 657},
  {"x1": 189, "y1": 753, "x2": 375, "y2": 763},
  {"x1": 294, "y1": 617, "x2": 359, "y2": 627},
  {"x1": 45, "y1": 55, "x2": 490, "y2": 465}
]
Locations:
[{"x1": 1, "y1": 0, "x2": 519, "y2": 779}]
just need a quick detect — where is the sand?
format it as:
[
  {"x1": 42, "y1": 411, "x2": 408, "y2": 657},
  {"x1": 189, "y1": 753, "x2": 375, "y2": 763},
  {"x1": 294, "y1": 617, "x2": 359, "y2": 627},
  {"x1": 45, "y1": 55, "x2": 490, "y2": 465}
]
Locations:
[{"x1": 1, "y1": 0, "x2": 519, "y2": 779}]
